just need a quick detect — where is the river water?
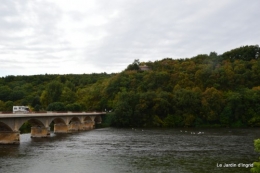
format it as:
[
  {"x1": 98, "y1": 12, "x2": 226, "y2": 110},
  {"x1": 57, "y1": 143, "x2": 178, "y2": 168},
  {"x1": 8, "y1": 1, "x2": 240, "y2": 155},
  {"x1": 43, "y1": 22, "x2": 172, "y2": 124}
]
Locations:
[{"x1": 0, "y1": 128, "x2": 259, "y2": 173}]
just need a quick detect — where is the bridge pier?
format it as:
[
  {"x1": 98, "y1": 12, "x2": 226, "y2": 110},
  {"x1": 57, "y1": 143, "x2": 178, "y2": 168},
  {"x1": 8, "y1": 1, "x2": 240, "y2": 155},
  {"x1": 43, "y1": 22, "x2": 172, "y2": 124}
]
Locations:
[
  {"x1": 81, "y1": 122, "x2": 94, "y2": 130},
  {"x1": 67, "y1": 122, "x2": 95, "y2": 132},
  {"x1": 68, "y1": 122, "x2": 81, "y2": 132},
  {"x1": 31, "y1": 127, "x2": 50, "y2": 138},
  {"x1": 54, "y1": 124, "x2": 69, "y2": 134},
  {"x1": 54, "y1": 122, "x2": 95, "y2": 133},
  {"x1": 0, "y1": 131, "x2": 20, "y2": 144}
]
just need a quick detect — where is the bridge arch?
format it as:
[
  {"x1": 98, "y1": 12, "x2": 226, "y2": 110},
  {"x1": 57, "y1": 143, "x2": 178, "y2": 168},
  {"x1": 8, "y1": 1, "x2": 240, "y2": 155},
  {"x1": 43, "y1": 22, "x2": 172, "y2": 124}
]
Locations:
[
  {"x1": 50, "y1": 117, "x2": 66, "y2": 125},
  {"x1": 94, "y1": 115, "x2": 102, "y2": 124},
  {"x1": 12, "y1": 118, "x2": 47, "y2": 133},
  {"x1": 27, "y1": 119, "x2": 45, "y2": 127},
  {"x1": 84, "y1": 116, "x2": 92, "y2": 123},
  {"x1": 68, "y1": 117, "x2": 82, "y2": 132},
  {"x1": 69, "y1": 117, "x2": 81, "y2": 124},
  {"x1": 0, "y1": 122, "x2": 13, "y2": 131}
]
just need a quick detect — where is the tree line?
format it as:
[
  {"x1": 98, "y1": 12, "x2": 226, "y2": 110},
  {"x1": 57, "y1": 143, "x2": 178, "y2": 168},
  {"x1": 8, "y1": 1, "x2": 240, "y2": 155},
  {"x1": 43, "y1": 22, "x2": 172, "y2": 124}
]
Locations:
[{"x1": 1, "y1": 45, "x2": 260, "y2": 128}]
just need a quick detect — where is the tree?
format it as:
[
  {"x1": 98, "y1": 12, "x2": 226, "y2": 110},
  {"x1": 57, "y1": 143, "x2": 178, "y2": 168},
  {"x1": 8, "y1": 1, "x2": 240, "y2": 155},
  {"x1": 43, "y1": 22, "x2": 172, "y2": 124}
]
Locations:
[
  {"x1": 47, "y1": 102, "x2": 66, "y2": 111},
  {"x1": 0, "y1": 100, "x2": 5, "y2": 111},
  {"x1": 163, "y1": 114, "x2": 183, "y2": 127},
  {"x1": 66, "y1": 103, "x2": 82, "y2": 111},
  {"x1": 0, "y1": 86, "x2": 12, "y2": 101},
  {"x1": 209, "y1": 52, "x2": 218, "y2": 57},
  {"x1": 152, "y1": 92, "x2": 172, "y2": 119},
  {"x1": 125, "y1": 59, "x2": 140, "y2": 71},
  {"x1": 136, "y1": 91, "x2": 157, "y2": 127},
  {"x1": 222, "y1": 45, "x2": 259, "y2": 61},
  {"x1": 10, "y1": 89, "x2": 25, "y2": 101},
  {"x1": 112, "y1": 91, "x2": 141, "y2": 127},
  {"x1": 60, "y1": 87, "x2": 77, "y2": 104},
  {"x1": 40, "y1": 81, "x2": 63, "y2": 107},
  {"x1": 4, "y1": 101, "x2": 14, "y2": 111},
  {"x1": 201, "y1": 87, "x2": 224, "y2": 123},
  {"x1": 47, "y1": 81, "x2": 63, "y2": 102},
  {"x1": 31, "y1": 96, "x2": 41, "y2": 107}
]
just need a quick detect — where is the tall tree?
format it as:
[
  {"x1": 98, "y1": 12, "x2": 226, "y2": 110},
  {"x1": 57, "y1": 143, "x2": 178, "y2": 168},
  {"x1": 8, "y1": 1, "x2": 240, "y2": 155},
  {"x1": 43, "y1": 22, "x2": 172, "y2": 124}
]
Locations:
[{"x1": 40, "y1": 81, "x2": 63, "y2": 107}]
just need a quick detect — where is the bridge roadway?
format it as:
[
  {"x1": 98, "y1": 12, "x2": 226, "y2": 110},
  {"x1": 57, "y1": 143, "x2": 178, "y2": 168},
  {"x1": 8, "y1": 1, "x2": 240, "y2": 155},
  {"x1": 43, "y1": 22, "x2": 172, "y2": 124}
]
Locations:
[{"x1": 0, "y1": 112, "x2": 105, "y2": 144}]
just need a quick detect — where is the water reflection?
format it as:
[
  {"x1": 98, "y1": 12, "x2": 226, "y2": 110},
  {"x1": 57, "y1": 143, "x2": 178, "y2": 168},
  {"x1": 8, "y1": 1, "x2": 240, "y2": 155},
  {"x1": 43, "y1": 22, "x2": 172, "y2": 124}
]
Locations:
[{"x1": 0, "y1": 145, "x2": 20, "y2": 157}]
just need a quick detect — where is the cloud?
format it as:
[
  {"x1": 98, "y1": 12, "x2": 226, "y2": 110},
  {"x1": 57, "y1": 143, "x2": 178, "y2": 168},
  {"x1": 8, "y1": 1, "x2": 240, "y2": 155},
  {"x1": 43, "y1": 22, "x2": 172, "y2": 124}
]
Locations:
[{"x1": 0, "y1": 0, "x2": 259, "y2": 76}]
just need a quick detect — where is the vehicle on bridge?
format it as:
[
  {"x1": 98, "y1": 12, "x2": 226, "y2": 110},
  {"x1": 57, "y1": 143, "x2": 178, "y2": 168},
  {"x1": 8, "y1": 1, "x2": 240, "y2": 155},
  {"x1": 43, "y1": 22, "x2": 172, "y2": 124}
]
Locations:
[{"x1": 13, "y1": 106, "x2": 30, "y2": 114}]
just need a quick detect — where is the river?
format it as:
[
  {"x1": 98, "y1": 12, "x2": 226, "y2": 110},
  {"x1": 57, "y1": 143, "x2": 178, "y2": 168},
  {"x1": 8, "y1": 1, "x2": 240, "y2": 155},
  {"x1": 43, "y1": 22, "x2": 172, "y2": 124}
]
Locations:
[{"x1": 0, "y1": 128, "x2": 259, "y2": 173}]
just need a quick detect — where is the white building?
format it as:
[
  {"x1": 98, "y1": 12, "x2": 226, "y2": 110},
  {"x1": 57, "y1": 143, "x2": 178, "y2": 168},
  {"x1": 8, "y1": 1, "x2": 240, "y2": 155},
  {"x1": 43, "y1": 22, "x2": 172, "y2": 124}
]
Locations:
[
  {"x1": 139, "y1": 65, "x2": 150, "y2": 71},
  {"x1": 13, "y1": 106, "x2": 30, "y2": 114}
]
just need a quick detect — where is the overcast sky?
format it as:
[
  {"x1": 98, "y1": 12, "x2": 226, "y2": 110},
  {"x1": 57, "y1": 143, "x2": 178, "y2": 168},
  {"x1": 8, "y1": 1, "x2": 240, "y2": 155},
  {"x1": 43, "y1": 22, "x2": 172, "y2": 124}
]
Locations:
[{"x1": 0, "y1": 0, "x2": 259, "y2": 76}]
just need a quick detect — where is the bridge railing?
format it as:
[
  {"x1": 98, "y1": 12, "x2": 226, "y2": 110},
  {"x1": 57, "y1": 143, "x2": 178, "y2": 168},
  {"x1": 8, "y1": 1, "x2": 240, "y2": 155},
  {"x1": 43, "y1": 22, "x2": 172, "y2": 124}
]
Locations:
[{"x1": 0, "y1": 112, "x2": 13, "y2": 114}]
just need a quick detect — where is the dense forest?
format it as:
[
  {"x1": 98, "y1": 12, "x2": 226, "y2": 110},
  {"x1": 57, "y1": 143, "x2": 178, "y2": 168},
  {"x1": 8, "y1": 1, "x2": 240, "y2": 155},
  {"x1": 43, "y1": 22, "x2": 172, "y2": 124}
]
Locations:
[{"x1": 1, "y1": 45, "x2": 260, "y2": 128}]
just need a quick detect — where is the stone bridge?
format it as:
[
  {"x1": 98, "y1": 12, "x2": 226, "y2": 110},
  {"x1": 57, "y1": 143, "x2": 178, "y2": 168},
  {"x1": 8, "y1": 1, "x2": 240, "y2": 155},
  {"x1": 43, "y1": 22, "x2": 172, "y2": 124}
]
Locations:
[{"x1": 0, "y1": 112, "x2": 105, "y2": 144}]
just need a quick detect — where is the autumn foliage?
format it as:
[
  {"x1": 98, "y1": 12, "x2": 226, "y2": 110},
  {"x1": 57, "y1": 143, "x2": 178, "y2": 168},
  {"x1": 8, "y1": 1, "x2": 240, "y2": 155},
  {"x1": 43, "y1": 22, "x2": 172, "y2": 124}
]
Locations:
[{"x1": 1, "y1": 45, "x2": 260, "y2": 127}]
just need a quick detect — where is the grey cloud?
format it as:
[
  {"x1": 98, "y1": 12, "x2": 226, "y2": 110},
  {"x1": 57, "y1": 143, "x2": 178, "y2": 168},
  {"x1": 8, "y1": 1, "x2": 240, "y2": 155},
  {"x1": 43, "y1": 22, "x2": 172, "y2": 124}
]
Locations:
[
  {"x1": 0, "y1": 1, "x2": 63, "y2": 46},
  {"x1": 82, "y1": 1, "x2": 198, "y2": 65},
  {"x1": 1, "y1": 0, "x2": 260, "y2": 76}
]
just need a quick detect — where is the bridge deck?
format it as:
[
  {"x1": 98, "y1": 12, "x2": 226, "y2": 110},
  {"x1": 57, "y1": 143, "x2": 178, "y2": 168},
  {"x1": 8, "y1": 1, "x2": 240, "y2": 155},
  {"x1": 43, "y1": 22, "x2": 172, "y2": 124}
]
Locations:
[{"x1": 0, "y1": 112, "x2": 106, "y2": 118}]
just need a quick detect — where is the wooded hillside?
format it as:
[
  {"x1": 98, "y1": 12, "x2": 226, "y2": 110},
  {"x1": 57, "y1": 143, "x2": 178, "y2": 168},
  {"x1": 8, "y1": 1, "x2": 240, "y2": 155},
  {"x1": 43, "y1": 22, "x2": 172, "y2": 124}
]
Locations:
[{"x1": 1, "y1": 45, "x2": 260, "y2": 128}]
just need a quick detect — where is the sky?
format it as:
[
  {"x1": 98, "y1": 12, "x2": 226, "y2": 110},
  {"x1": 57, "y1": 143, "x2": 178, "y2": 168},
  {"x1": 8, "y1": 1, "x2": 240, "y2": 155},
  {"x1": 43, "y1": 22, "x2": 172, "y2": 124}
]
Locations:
[{"x1": 0, "y1": 0, "x2": 259, "y2": 76}]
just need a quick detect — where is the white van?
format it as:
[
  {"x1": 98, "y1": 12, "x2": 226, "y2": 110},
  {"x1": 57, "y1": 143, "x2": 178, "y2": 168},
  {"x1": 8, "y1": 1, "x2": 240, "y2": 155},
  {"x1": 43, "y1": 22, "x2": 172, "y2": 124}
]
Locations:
[{"x1": 13, "y1": 106, "x2": 30, "y2": 114}]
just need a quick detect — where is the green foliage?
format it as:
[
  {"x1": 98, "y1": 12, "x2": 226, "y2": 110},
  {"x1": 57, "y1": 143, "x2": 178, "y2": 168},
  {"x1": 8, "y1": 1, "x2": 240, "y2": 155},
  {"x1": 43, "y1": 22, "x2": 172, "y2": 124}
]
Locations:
[
  {"x1": 125, "y1": 59, "x2": 140, "y2": 71},
  {"x1": 222, "y1": 45, "x2": 259, "y2": 61},
  {"x1": 153, "y1": 115, "x2": 164, "y2": 127},
  {"x1": 0, "y1": 100, "x2": 5, "y2": 111},
  {"x1": 41, "y1": 81, "x2": 63, "y2": 107},
  {"x1": 251, "y1": 139, "x2": 260, "y2": 173},
  {"x1": 112, "y1": 91, "x2": 141, "y2": 127},
  {"x1": 163, "y1": 115, "x2": 177, "y2": 127},
  {"x1": 251, "y1": 162, "x2": 260, "y2": 173},
  {"x1": 4, "y1": 101, "x2": 13, "y2": 111},
  {"x1": 254, "y1": 139, "x2": 260, "y2": 152},
  {"x1": 0, "y1": 86, "x2": 12, "y2": 101},
  {"x1": 47, "y1": 102, "x2": 66, "y2": 111},
  {"x1": 60, "y1": 87, "x2": 77, "y2": 104},
  {"x1": 98, "y1": 113, "x2": 114, "y2": 127},
  {"x1": 65, "y1": 103, "x2": 82, "y2": 111},
  {"x1": 19, "y1": 122, "x2": 31, "y2": 134},
  {"x1": 0, "y1": 45, "x2": 260, "y2": 128},
  {"x1": 34, "y1": 104, "x2": 41, "y2": 111}
]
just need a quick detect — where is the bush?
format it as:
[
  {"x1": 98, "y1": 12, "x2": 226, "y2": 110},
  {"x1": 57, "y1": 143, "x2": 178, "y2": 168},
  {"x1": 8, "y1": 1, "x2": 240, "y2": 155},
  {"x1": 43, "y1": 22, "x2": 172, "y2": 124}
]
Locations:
[
  {"x1": 251, "y1": 139, "x2": 260, "y2": 173},
  {"x1": 47, "y1": 102, "x2": 66, "y2": 111}
]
